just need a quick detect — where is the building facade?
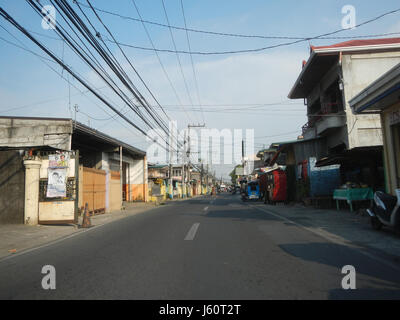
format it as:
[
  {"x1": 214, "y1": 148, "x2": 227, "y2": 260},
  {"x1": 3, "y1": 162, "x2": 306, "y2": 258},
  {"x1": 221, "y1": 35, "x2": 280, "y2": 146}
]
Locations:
[
  {"x1": 350, "y1": 62, "x2": 400, "y2": 195},
  {"x1": 0, "y1": 116, "x2": 147, "y2": 225},
  {"x1": 289, "y1": 38, "x2": 400, "y2": 153},
  {"x1": 287, "y1": 38, "x2": 400, "y2": 194}
]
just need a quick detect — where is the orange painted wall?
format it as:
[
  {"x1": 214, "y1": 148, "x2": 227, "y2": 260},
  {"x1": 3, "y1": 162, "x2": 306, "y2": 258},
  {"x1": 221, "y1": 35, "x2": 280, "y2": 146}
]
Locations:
[{"x1": 124, "y1": 183, "x2": 148, "y2": 202}]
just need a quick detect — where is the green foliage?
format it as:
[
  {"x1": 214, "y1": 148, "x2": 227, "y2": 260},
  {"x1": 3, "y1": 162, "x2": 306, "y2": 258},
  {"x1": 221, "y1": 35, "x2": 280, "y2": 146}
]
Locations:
[{"x1": 229, "y1": 164, "x2": 243, "y2": 184}]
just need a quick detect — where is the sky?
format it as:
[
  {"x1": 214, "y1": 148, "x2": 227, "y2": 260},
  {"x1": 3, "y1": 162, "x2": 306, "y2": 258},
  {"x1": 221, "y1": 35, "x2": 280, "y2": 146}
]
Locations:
[{"x1": 1, "y1": 0, "x2": 400, "y2": 180}]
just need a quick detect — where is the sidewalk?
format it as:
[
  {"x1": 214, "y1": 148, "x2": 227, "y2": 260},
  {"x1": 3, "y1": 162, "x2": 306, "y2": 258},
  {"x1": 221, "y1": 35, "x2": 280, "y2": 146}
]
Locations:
[
  {"x1": 0, "y1": 201, "x2": 160, "y2": 260},
  {"x1": 252, "y1": 202, "x2": 400, "y2": 260}
]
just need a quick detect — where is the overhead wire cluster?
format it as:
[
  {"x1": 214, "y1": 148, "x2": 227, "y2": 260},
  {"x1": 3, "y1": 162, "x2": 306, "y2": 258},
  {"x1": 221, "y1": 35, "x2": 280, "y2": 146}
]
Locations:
[
  {"x1": 1, "y1": 1, "x2": 400, "y2": 170},
  {"x1": 0, "y1": 0, "x2": 187, "y2": 154},
  {"x1": 76, "y1": 2, "x2": 400, "y2": 55},
  {"x1": 76, "y1": 1, "x2": 400, "y2": 42}
]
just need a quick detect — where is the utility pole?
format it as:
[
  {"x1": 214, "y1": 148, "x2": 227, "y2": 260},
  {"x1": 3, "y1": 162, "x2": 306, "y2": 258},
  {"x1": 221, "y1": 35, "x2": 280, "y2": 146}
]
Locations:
[
  {"x1": 169, "y1": 134, "x2": 173, "y2": 200},
  {"x1": 200, "y1": 160, "x2": 204, "y2": 195},
  {"x1": 187, "y1": 124, "x2": 205, "y2": 197},
  {"x1": 120, "y1": 146, "x2": 123, "y2": 206},
  {"x1": 206, "y1": 163, "x2": 209, "y2": 194},
  {"x1": 182, "y1": 130, "x2": 186, "y2": 198}
]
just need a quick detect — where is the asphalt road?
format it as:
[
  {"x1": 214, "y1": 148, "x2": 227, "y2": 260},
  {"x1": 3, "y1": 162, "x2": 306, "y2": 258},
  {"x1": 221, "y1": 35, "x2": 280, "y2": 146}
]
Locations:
[{"x1": 1, "y1": 194, "x2": 400, "y2": 299}]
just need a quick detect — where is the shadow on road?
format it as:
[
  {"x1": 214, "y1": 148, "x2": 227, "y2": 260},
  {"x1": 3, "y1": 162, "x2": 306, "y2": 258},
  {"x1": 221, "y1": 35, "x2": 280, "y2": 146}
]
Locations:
[{"x1": 279, "y1": 242, "x2": 400, "y2": 299}]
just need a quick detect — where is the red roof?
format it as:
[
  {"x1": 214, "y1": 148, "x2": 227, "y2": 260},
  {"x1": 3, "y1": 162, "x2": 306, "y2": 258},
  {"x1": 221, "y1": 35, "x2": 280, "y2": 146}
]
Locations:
[{"x1": 311, "y1": 37, "x2": 400, "y2": 51}]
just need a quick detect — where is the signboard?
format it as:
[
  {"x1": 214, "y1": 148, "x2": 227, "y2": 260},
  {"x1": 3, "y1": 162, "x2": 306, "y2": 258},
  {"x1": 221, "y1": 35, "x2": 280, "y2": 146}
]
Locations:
[{"x1": 235, "y1": 167, "x2": 244, "y2": 176}]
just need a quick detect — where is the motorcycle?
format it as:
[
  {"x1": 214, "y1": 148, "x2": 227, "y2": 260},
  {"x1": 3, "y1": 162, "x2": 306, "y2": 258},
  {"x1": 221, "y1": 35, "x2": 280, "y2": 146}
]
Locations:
[{"x1": 367, "y1": 190, "x2": 400, "y2": 233}]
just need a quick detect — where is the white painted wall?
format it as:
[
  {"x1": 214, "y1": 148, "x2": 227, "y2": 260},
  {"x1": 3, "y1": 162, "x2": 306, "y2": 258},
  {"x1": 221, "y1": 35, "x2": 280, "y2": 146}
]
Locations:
[
  {"x1": 342, "y1": 52, "x2": 400, "y2": 149},
  {"x1": 129, "y1": 159, "x2": 145, "y2": 184}
]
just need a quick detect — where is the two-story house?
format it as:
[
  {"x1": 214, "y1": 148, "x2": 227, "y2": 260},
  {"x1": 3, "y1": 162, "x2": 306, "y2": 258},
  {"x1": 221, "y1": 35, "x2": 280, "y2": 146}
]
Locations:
[{"x1": 288, "y1": 38, "x2": 400, "y2": 189}]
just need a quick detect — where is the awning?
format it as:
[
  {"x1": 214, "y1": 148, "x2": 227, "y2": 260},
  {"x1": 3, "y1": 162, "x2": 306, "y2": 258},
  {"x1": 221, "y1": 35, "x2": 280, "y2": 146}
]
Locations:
[
  {"x1": 288, "y1": 53, "x2": 339, "y2": 99},
  {"x1": 315, "y1": 146, "x2": 383, "y2": 167}
]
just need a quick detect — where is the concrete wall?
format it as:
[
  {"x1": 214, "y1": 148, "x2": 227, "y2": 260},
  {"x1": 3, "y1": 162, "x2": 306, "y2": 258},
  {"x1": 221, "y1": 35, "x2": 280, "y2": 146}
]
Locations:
[
  {"x1": 148, "y1": 180, "x2": 167, "y2": 202},
  {"x1": 0, "y1": 118, "x2": 72, "y2": 150},
  {"x1": 125, "y1": 157, "x2": 148, "y2": 202},
  {"x1": 342, "y1": 52, "x2": 400, "y2": 149},
  {"x1": 106, "y1": 152, "x2": 148, "y2": 202},
  {"x1": 0, "y1": 151, "x2": 25, "y2": 224}
]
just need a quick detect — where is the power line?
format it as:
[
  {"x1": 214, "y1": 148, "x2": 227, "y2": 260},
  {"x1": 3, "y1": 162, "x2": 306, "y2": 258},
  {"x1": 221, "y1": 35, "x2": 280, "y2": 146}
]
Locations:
[
  {"x1": 0, "y1": 33, "x2": 55, "y2": 63},
  {"x1": 0, "y1": 23, "x2": 124, "y2": 119},
  {"x1": 160, "y1": 0, "x2": 197, "y2": 123},
  {"x1": 37, "y1": 0, "x2": 176, "y2": 150},
  {"x1": 0, "y1": 17, "x2": 164, "y2": 152},
  {"x1": 180, "y1": 0, "x2": 204, "y2": 124},
  {"x1": 130, "y1": 0, "x2": 193, "y2": 124},
  {"x1": 76, "y1": 1, "x2": 400, "y2": 42},
  {"x1": 0, "y1": 4, "x2": 176, "y2": 153},
  {"x1": 79, "y1": 0, "x2": 171, "y2": 135}
]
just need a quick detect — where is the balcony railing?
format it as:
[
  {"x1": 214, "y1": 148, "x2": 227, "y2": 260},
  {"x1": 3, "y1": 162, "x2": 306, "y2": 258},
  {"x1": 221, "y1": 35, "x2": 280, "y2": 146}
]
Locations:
[{"x1": 302, "y1": 101, "x2": 341, "y2": 135}]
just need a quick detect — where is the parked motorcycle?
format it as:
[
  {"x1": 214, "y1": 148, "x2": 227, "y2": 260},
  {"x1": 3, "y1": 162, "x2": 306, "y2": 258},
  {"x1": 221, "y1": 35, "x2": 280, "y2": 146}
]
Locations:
[{"x1": 367, "y1": 191, "x2": 400, "y2": 233}]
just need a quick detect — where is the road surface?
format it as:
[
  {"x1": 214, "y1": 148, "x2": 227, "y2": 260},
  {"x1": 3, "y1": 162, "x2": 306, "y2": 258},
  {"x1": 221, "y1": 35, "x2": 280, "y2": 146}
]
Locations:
[{"x1": 1, "y1": 194, "x2": 400, "y2": 299}]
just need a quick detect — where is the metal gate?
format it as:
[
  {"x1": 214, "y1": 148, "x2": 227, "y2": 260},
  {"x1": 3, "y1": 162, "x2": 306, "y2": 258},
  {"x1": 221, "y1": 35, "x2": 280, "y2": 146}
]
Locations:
[{"x1": 82, "y1": 167, "x2": 106, "y2": 215}]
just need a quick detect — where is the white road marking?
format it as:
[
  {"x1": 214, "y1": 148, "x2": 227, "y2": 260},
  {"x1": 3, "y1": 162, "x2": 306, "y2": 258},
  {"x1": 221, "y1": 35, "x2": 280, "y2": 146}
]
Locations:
[
  {"x1": 248, "y1": 203, "x2": 400, "y2": 272},
  {"x1": 204, "y1": 206, "x2": 208, "y2": 211},
  {"x1": 184, "y1": 223, "x2": 200, "y2": 241}
]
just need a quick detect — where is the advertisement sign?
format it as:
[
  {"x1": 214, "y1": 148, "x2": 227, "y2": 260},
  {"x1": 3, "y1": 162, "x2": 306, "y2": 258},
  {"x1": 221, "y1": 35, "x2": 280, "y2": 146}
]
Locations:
[
  {"x1": 47, "y1": 152, "x2": 70, "y2": 198},
  {"x1": 46, "y1": 168, "x2": 68, "y2": 198},
  {"x1": 48, "y1": 153, "x2": 69, "y2": 168},
  {"x1": 235, "y1": 167, "x2": 244, "y2": 176}
]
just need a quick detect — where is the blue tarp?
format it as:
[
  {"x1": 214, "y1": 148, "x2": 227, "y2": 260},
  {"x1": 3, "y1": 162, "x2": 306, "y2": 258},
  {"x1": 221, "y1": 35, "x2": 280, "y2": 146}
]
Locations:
[{"x1": 308, "y1": 157, "x2": 341, "y2": 197}]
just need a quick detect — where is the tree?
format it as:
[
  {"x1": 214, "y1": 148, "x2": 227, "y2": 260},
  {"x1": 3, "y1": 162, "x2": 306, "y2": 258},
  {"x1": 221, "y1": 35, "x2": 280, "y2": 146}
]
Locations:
[{"x1": 229, "y1": 165, "x2": 243, "y2": 185}]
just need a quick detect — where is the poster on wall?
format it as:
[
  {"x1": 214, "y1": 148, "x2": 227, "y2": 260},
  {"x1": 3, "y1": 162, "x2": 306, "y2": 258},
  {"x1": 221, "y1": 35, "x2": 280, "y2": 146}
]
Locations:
[
  {"x1": 48, "y1": 153, "x2": 69, "y2": 168},
  {"x1": 47, "y1": 168, "x2": 68, "y2": 198}
]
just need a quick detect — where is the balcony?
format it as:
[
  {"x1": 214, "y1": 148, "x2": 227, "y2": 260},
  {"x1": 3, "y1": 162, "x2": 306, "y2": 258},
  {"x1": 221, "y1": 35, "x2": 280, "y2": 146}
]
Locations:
[
  {"x1": 301, "y1": 122, "x2": 317, "y2": 139},
  {"x1": 302, "y1": 102, "x2": 345, "y2": 138},
  {"x1": 315, "y1": 114, "x2": 346, "y2": 136}
]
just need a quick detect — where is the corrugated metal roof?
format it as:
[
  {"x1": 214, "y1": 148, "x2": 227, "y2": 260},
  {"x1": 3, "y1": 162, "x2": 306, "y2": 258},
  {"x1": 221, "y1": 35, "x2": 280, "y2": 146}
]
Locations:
[{"x1": 312, "y1": 38, "x2": 400, "y2": 51}]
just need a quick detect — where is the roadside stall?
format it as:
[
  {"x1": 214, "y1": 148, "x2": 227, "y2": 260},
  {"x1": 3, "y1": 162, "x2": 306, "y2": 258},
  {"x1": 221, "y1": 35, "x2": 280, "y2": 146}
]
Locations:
[{"x1": 333, "y1": 185, "x2": 374, "y2": 212}]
